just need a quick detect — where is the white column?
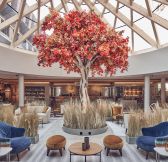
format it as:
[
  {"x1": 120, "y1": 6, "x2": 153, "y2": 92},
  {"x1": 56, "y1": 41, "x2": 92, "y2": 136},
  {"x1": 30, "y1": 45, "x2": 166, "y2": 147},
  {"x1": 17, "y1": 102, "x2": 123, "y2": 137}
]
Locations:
[
  {"x1": 144, "y1": 75, "x2": 150, "y2": 111},
  {"x1": 18, "y1": 75, "x2": 24, "y2": 107},
  {"x1": 161, "y1": 78, "x2": 166, "y2": 104}
]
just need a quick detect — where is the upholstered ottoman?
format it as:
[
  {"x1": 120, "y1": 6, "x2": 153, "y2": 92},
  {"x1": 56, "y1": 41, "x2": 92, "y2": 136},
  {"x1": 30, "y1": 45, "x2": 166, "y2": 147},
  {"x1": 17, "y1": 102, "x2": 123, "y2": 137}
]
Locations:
[
  {"x1": 103, "y1": 135, "x2": 123, "y2": 156},
  {"x1": 46, "y1": 135, "x2": 66, "y2": 156}
]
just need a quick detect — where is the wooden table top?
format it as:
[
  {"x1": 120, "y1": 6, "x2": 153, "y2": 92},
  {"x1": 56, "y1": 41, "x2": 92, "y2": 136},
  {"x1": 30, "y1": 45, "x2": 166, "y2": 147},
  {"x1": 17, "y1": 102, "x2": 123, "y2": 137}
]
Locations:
[{"x1": 68, "y1": 142, "x2": 102, "y2": 156}]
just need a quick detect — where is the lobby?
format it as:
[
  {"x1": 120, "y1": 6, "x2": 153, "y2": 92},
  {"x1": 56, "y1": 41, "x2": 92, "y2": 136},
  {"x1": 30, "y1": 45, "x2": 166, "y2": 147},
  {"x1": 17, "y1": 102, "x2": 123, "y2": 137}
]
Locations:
[{"x1": 0, "y1": 0, "x2": 168, "y2": 162}]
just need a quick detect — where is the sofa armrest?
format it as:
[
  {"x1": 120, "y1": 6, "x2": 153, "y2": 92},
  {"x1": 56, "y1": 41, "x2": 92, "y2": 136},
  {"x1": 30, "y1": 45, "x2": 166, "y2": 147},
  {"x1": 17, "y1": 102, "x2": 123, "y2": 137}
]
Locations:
[
  {"x1": 46, "y1": 107, "x2": 51, "y2": 118},
  {"x1": 11, "y1": 127, "x2": 25, "y2": 137}
]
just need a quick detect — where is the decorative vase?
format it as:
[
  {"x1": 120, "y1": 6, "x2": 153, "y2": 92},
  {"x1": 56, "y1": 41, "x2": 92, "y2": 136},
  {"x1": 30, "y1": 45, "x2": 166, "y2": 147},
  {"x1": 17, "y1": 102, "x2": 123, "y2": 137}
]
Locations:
[
  {"x1": 82, "y1": 143, "x2": 87, "y2": 151},
  {"x1": 84, "y1": 137, "x2": 90, "y2": 149}
]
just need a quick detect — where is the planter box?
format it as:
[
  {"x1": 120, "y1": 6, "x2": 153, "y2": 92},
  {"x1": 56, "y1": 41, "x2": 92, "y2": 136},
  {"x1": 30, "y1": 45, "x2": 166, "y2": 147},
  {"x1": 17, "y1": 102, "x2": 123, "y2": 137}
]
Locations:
[
  {"x1": 126, "y1": 135, "x2": 137, "y2": 144},
  {"x1": 62, "y1": 125, "x2": 107, "y2": 136},
  {"x1": 29, "y1": 134, "x2": 39, "y2": 144}
]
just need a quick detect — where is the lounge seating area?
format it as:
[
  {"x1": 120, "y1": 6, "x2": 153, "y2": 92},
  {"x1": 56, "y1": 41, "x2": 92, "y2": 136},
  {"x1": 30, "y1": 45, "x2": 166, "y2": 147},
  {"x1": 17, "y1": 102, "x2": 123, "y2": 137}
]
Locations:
[
  {"x1": 0, "y1": 105, "x2": 168, "y2": 162},
  {"x1": 15, "y1": 106, "x2": 51, "y2": 124}
]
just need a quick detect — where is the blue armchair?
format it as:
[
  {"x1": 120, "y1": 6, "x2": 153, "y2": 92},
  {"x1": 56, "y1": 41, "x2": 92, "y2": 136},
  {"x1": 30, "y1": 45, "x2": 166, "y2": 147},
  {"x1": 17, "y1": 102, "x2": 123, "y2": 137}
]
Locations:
[
  {"x1": 136, "y1": 122, "x2": 168, "y2": 159},
  {"x1": 0, "y1": 122, "x2": 31, "y2": 161}
]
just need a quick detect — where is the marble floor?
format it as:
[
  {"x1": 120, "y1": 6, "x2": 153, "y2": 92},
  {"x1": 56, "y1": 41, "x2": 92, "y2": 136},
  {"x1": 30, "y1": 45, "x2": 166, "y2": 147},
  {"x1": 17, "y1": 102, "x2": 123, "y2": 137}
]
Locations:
[{"x1": 3, "y1": 118, "x2": 168, "y2": 162}]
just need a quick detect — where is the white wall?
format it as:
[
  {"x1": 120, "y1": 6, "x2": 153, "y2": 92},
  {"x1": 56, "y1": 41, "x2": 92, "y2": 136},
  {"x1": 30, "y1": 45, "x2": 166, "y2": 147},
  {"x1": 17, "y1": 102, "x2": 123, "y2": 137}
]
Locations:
[
  {"x1": 115, "y1": 46, "x2": 168, "y2": 76},
  {"x1": 0, "y1": 44, "x2": 168, "y2": 77}
]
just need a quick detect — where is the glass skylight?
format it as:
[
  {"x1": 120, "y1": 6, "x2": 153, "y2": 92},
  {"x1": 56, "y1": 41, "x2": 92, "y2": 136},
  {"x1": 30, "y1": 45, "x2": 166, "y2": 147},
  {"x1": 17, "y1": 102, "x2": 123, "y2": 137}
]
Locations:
[{"x1": 0, "y1": 0, "x2": 167, "y2": 53}]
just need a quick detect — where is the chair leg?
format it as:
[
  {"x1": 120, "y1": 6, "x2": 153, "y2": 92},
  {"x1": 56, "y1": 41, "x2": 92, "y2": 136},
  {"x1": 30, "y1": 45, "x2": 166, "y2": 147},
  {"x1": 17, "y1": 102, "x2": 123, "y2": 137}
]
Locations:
[
  {"x1": 63, "y1": 147, "x2": 65, "y2": 150},
  {"x1": 47, "y1": 149, "x2": 50, "y2": 156},
  {"x1": 106, "y1": 148, "x2": 110, "y2": 156},
  {"x1": 125, "y1": 128, "x2": 127, "y2": 134},
  {"x1": 16, "y1": 154, "x2": 20, "y2": 161},
  {"x1": 146, "y1": 152, "x2": 149, "y2": 159},
  {"x1": 119, "y1": 149, "x2": 122, "y2": 156},
  {"x1": 59, "y1": 148, "x2": 62, "y2": 156}
]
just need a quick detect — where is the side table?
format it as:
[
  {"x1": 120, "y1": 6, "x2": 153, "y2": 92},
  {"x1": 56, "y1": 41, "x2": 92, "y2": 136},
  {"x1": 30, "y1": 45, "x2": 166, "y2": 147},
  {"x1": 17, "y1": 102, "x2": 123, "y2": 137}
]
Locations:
[
  {"x1": 154, "y1": 147, "x2": 168, "y2": 162},
  {"x1": 0, "y1": 147, "x2": 12, "y2": 162}
]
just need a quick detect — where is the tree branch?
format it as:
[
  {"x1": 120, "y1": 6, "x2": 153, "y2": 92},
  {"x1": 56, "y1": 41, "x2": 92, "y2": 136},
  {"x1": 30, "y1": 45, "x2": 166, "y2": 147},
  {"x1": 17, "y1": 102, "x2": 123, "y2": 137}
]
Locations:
[{"x1": 90, "y1": 54, "x2": 99, "y2": 64}]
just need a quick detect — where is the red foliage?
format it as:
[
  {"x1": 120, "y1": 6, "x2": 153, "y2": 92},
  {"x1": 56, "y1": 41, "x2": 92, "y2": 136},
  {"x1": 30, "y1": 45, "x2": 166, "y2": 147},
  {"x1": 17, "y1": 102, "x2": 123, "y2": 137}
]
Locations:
[{"x1": 33, "y1": 10, "x2": 130, "y2": 76}]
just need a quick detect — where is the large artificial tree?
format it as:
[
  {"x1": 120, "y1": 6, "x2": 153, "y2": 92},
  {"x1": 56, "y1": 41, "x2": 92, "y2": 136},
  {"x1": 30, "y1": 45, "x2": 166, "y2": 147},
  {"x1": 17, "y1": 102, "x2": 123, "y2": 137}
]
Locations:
[{"x1": 33, "y1": 10, "x2": 129, "y2": 110}]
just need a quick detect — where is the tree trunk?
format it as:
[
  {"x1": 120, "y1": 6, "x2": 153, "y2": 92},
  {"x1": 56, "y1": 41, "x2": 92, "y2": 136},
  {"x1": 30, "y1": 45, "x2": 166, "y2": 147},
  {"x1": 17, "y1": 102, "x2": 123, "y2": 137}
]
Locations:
[{"x1": 79, "y1": 67, "x2": 90, "y2": 112}]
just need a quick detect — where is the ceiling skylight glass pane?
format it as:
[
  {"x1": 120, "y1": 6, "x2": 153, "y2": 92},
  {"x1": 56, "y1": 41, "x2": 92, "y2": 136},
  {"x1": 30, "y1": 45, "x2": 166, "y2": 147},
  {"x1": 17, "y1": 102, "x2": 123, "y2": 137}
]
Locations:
[
  {"x1": 156, "y1": 24, "x2": 168, "y2": 45},
  {"x1": 119, "y1": 6, "x2": 130, "y2": 20},
  {"x1": 133, "y1": 0, "x2": 146, "y2": 8},
  {"x1": 103, "y1": 13, "x2": 115, "y2": 26},
  {"x1": 134, "y1": 33, "x2": 151, "y2": 51},
  {"x1": 26, "y1": 0, "x2": 37, "y2": 6},
  {"x1": 95, "y1": 3, "x2": 104, "y2": 13},
  {"x1": 135, "y1": 18, "x2": 155, "y2": 40},
  {"x1": 67, "y1": 2, "x2": 75, "y2": 11}
]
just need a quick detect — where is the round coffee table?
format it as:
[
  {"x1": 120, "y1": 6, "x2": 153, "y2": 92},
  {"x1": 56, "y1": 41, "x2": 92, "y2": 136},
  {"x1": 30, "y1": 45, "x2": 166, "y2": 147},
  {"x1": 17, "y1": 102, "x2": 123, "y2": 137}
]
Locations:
[
  {"x1": 154, "y1": 147, "x2": 168, "y2": 162},
  {"x1": 69, "y1": 142, "x2": 102, "y2": 162}
]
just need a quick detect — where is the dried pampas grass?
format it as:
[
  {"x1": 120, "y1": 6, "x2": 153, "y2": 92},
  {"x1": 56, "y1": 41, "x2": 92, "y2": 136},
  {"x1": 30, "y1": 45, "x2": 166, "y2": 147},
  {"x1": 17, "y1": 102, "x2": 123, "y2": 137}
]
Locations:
[
  {"x1": 63, "y1": 100, "x2": 107, "y2": 129},
  {"x1": 18, "y1": 112, "x2": 39, "y2": 137},
  {"x1": 0, "y1": 105, "x2": 14, "y2": 125},
  {"x1": 127, "y1": 106, "x2": 168, "y2": 137}
]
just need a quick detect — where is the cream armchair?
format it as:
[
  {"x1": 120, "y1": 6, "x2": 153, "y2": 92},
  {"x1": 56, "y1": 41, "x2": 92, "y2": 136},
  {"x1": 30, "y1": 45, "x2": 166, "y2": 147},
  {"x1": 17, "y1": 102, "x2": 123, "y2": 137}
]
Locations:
[{"x1": 15, "y1": 106, "x2": 51, "y2": 124}]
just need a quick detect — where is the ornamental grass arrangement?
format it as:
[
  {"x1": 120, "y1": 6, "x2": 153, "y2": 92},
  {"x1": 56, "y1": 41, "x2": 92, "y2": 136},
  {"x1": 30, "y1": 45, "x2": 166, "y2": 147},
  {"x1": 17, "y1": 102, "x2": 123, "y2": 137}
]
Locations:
[
  {"x1": 0, "y1": 104, "x2": 14, "y2": 125},
  {"x1": 96, "y1": 99, "x2": 115, "y2": 117},
  {"x1": 127, "y1": 106, "x2": 168, "y2": 137},
  {"x1": 18, "y1": 112, "x2": 39, "y2": 137},
  {"x1": 63, "y1": 100, "x2": 107, "y2": 129}
]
